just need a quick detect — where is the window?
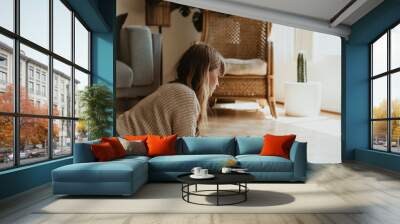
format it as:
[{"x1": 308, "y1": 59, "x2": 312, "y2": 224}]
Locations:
[
  {"x1": 36, "y1": 83, "x2": 40, "y2": 95},
  {"x1": 0, "y1": 54, "x2": 8, "y2": 90},
  {"x1": 53, "y1": 59, "x2": 72, "y2": 117},
  {"x1": 75, "y1": 18, "x2": 90, "y2": 70},
  {"x1": 0, "y1": 1, "x2": 91, "y2": 170},
  {"x1": 28, "y1": 67, "x2": 34, "y2": 80},
  {"x1": 20, "y1": 0, "x2": 49, "y2": 49},
  {"x1": 35, "y1": 70, "x2": 41, "y2": 81},
  {"x1": 42, "y1": 85, "x2": 46, "y2": 97},
  {"x1": 28, "y1": 81, "x2": 34, "y2": 94},
  {"x1": 371, "y1": 23, "x2": 400, "y2": 154},
  {"x1": 0, "y1": 116, "x2": 13, "y2": 170},
  {"x1": 74, "y1": 69, "x2": 89, "y2": 118},
  {"x1": 0, "y1": 0, "x2": 14, "y2": 32},
  {"x1": 0, "y1": 55, "x2": 7, "y2": 67},
  {"x1": 0, "y1": 71, "x2": 6, "y2": 85},
  {"x1": 53, "y1": 0, "x2": 72, "y2": 60},
  {"x1": 53, "y1": 119, "x2": 72, "y2": 158},
  {"x1": 0, "y1": 34, "x2": 13, "y2": 112}
]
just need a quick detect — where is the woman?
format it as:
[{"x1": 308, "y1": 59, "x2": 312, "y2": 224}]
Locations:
[{"x1": 117, "y1": 43, "x2": 225, "y2": 137}]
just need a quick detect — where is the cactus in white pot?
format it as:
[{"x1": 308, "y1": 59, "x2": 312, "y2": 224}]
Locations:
[{"x1": 297, "y1": 53, "x2": 307, "y2": 83}]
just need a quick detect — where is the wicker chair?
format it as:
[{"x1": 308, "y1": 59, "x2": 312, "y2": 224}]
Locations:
[{"x1": 201, "y1": 11, "x2": 277, "y2": 118}]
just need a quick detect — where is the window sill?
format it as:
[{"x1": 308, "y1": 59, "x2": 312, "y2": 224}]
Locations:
[
  {"x1": 0, "y1": 156, "x2": 72, "y2": 176},
  {"x1": 355, "y1": 148, "x2": 400, "y2": 172}
]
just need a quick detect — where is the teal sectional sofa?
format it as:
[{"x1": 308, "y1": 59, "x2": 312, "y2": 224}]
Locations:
[{"x1": 52, "y1": 136, "x2": 307, "y2": 196}]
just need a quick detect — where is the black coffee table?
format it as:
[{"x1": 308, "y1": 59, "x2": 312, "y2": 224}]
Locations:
[{"x1": 177, "y1": 172, "x2": 255, "y2": 206}]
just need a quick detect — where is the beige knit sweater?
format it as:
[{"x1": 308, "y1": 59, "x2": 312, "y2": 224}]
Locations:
[{"x1": 117, "y1": 83, "x2": 200, "y2": 137}]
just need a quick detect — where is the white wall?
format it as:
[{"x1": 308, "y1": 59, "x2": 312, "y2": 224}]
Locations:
[
  {"x1": 117, "y1": 0, "x2": 201, "y2": 84},
  {"x1": 271, "y1": 24, "x2": 342, "y2": 113}
]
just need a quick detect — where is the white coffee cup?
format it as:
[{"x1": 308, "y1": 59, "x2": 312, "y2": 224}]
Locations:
[
  {"x1": 191, "y1": 167, "x2": 202, "y2": 176},
  {"x1": 221, "y1": 167, "x2": 232, "y2": 174},
  {"x1": 200, "y1": 169, "x2": 208, "y2": 176}
]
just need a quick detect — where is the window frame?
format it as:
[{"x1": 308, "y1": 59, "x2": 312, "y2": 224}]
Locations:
[
  {"x1": 370, "y1": 20, "x2": 400, "y2": 154},
  {"x1": 0, "y1": 0, "x2": 92, "y2": 171}
]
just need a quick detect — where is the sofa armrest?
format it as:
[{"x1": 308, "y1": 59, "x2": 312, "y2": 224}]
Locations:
[
  {"x1": 116, "y1": 60, "x2": 134, "y2": 88},
  {"x1": 289, "y1": 141, "x2": 307, "y2": 181},
  {"x1": 73, "y1": 140, "x2": 100, "y2": 163}
]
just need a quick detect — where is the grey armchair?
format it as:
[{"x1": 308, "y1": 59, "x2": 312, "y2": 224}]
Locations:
[{"x1": 116, "y1": 26, "x2": 161, "y2": 98}]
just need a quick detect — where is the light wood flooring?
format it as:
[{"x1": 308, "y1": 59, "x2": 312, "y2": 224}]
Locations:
[
  {"x1": 1, "y1": 102, "x2": 399, "y2": 224},
  {"x1": 1, "y1": 163, "x2": 400, "y2": 224}
]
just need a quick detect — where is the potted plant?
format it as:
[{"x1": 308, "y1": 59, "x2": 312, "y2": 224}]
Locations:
[
  {"x1": 79, "y1": 84, "x2": 113, "y2": 140},
  {"x1": 297, "y1": 52, "x2": 307, "y2": 83},
  {"x1": 284, "y1": 52, "x2": 322, "y2": 117}
]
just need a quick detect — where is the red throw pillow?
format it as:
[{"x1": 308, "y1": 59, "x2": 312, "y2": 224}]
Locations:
[
  {"x1": 146, "y1": 135, "x2": 177, "y2": 157},
  {"x1": 124, "y1": 135, "x2": 148, "y2": 141},
  {"x1": 91, "y1": 142, "x2": 118, "y2": 161},
  {"x1": 260, "y1": 134, "x2": 296, "y2": 159},
  {"x1": 101, "y1": 137, "x2": 126, "y2": 158}
]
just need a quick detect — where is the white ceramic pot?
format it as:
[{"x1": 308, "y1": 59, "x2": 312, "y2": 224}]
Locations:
[{"x1": 284, "y1": 81, "x2": 322, "y2": 117}]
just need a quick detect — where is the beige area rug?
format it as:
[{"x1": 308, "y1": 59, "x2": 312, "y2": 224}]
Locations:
[{"x1": 37, "y1": 183, "x2": 362, "y2": 214}]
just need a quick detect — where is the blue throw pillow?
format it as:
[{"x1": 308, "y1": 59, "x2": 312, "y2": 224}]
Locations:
[
  {"x1": 178, "y1": 137, "x2": 236, "y2": 155},
  {"x1": 236, "y1": 136, "x2": 263, "y2": 155}
]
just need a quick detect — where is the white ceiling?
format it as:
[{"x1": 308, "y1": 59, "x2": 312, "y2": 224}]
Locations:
[
  {"x1": 167, "y1": 0, "x2": 384, "y2": 38},
  {"x1": 226, "y1": 0, "x2": 352, "y2": 23}
]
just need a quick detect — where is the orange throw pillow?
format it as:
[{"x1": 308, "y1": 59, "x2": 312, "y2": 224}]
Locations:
[
  {"x1": 91, "y1": 142, "x2": 117, "y2": 161},
  {"x1": 146, "y1": 135, "x2": 177, "y2": 157},
  {"x1": 260, "y1": 134, "x2": 296, "y2": 159},
  {"x1": 124, "y1": 135, "x2": 148, "y2": 141},
  {"x1": 101, "y1": 137, "x2": 126, "y2": 158}
]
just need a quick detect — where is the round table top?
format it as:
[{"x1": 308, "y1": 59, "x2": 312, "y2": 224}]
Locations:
[{"x1": 177, "y1": 172, "x2": 255, "y2": 185}]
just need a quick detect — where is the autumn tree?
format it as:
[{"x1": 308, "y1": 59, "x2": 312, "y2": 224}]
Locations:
[
  {"x1": 372, "y1": 99, "x2": 400, "y2": 143},
  {"x1": 0, "y1": 84, "x2": 59, "y2": 152}
]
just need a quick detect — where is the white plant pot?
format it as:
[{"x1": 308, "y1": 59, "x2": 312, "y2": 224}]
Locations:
[{"x1": 284, "y1": 81, "x2": 322, "y2": 117}]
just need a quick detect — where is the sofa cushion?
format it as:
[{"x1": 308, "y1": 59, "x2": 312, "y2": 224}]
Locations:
[
  {"x1": 236, "y1": 136, "x2": 263, "y2": 155},
  {"x1": 101, "y1": 137, "x2": 127, "y2": 158},
  {"x1": 260, "y1": 134, "x2": 296, "y2": 159},
  {"x1": 73, "y1": 140, "x2": 100, "y2": 163},
  {"x1": 115, "y1": 155, "x2": 150, "y2": 163},
  {"x1": 236, "y1": 155, "x2": 293, "y2": 172},
  {"x1": 149, "y1": 154, "x2": 235, "y2": 172},
  {"x1": 91, "y1": 142, "x2": 118, "y2": 161},
  {"x1": 177, "y1": 137, "x2": 236, "y2": 155},
  {"x1": 53, "y1": 158, "x2": 147, "y2": 183},
  {"x1": 119, "y1": 138, "x2": 147, "y2": 156},
  {"x1": 147, "y1": 135, "x2": 177, "y2": 157}
]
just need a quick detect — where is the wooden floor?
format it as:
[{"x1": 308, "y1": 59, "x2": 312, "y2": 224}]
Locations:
[
  {"x1": 1, "y1": 163, "x2": 400, "y2": 224},
  {"x1": 1, "y1": 103, "x2": 399, "y2": 224}
]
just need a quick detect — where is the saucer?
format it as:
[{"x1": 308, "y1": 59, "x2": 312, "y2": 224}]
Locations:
[{"x1": 190, "y1": 174, "x2": 215, "y2": 179}]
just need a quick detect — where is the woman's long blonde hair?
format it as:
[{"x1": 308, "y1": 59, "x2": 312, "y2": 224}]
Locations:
[{"x1": 175, "y1": 42, "x2": 225, "y2": 128}]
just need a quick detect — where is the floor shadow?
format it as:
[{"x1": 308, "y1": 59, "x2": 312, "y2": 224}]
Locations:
[{"x1": 203, "y1": 190, "x2": 295, "y2": 207}]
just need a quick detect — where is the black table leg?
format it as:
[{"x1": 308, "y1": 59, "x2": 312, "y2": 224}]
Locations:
[
  {"x1": 187, "y1": 184, "x2": 190, "y2": 202},
  {"x1": 216, "y1": 184, "x2": 219, "y2": 206},
  {"x1": 245, "y1": 183, "x2": 247, "y2": 201}
]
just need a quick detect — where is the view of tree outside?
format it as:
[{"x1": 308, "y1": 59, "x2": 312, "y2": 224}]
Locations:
[
  {"x1": 0, "y1": 85, "x2": 62, "y2": 168},
  {"x1": 371, "y1": 23, "x2": 400, "y2": 153}
]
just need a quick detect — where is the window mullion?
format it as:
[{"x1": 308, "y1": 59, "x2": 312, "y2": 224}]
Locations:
[
  {"x1": 13, "y1": 0, "x2": 21, "y2": 167},
  {"x1": 71, "y1": 11, "x2": 76, "y2": 155},
  {"x1": 48, "y1": 0, "x2": 54, "y2": 160},
  {"x1": 388, "y1": 30, "x2": 391, "y2": 153}
]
